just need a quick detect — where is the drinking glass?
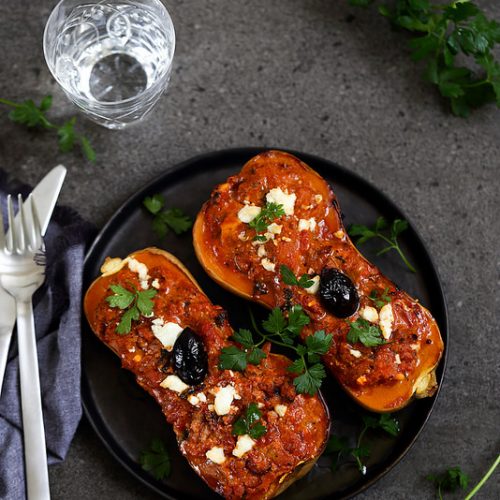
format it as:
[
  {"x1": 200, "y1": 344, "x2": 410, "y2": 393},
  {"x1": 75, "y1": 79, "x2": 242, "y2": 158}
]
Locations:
[{"x1": 43, "y1": 0, "x2": 175, "y2": 129}]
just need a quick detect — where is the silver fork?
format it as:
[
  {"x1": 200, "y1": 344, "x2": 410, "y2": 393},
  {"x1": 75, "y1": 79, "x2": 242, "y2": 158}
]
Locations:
[{"x1": 0, "y1": 194, "x2": 50, "y2": 500}]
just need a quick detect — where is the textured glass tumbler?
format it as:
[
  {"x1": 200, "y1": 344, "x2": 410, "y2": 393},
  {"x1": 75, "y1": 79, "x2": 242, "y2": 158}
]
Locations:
[{"x1": 44, "y1": 0, "x2": 175, "y2": 129}]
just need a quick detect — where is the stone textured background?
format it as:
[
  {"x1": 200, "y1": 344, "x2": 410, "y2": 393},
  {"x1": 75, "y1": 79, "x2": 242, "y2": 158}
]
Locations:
[{"x1": 1, "y1": 0, "x2": 499, "y2": 498}]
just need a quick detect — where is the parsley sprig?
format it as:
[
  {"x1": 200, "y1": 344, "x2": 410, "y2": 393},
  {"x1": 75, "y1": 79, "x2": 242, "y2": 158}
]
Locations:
[
  {"x1": 139, "y1": 438, "x2": 171, "y2": 480},
  {"x1": 249, "y1": 202, "x2": 285, "y2": 240},
  {"x1": 325, "y1": 413, "x2": 400, "y2": 473},
  {"x1": 427, "y1": 466, "x2": 469, "y2": 500},
  {"x1": 106, "y1": 284, "x2": 157, "y2": 334},
  {"x1": 219, "y1": 306, "x2": 332, "y2": 395},
  {"x1": 0, "y1": 95, "x2": 95, "y2": 161},
  {"x1": 368, "y1": 287, "x2": 391, "y2": 308},
  {"x1": 347, "y1": 318, "x2": 386, "y2": 347},
  {"x1": 232, "y1": 403, "x2": 267, "y2": 439},
  {"x1": 348, "y1": 217, "x2": 416, "y2": 273},
  {"x1": 280, "y1": 264, "x2": 315, "y2": 289},
  {"x1": 348, "y1": 0, "x2": 500, "y2": 117},
  {"x1": 143, "y1": 194, "x2": 193, "y2": 237}
]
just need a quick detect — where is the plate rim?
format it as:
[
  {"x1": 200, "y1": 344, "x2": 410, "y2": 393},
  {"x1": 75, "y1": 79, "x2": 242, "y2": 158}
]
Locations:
[{"x1": 81, "y1": 147, "x2": 449, "y2": 500}]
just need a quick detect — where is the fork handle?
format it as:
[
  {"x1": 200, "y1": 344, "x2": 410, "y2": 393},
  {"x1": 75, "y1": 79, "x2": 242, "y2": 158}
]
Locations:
[{"x1": 16, "y1": 299, "x2": 51, "y2": 500}]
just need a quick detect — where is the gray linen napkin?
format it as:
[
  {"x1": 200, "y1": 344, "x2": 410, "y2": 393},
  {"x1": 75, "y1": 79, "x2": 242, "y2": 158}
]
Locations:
[{"x1": 0, "y1": 170, "x2": 95, "y2": 499}]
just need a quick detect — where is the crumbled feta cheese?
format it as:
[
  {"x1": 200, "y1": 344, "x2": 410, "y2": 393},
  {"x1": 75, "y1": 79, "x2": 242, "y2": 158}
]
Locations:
[
  {"x1": 238, "y1": 231, "x2": 248, "y2": 241},
  {"x1": 379, "y1": 303, "x2": 394, "y2": 340},
  {"x1": 188, "y1": 395, "x2": 200, "y2": 406},
  {"x1": 261, "y1": 258, "x2": 276, "y2": 272},
  {"x1": 206, "y1": 447, "x2": 226, "y2": 464},
  {"x1": 282, "y1": 236, "x2": 292, "y2": 242},
  {"x1": 298, "y1": 218, "x2": 317, "y2": 231},
  {"x1": 214, "y1": 385, "x2": 238, "y2": 415},
  {"x1": 151, "y1": 319, "x2": 184, "y2": 351},
  {"x1": 395, "y1": 353, "x2": 401, "y2": 365},
  {"x1": 350, "y1": 349, "x2": 362, "y2": 358},
  {"x1": 238, "y1": 205, "x2": 261, "y2": 223},
  {"x1": 305, "y1": 275, "x2": 320, "y2": 294},
  {"x1": 359, "y1": 306, "x2": 379, "y2": 324},
  {"x1": 267, "y1": 223, "x2": 282, "y2": 234},
  {"x1": 160, "y1": 375, "x2": 189, "y2": 393},
  {"x1": 257, "y1": 246, "x2": 267, "y2": 257},
  {"x1": 257, "y1": 402, "x2": 264, "y2": 409},
  {"x1": 128, "y1": 258, "x2": 150, "y2": 288},
  {"x1": 410, "y1": 343, "x2": 420, "y2": 351},
  {"x1": 151, "y1": 279, "x2": 160, "y2": 289},
  {"x1": 266, "y1": 188, "x2": 296, "y2": 216},
  {"x1": 197, "y1": 392, "x2": 207, "y2": 403},
  {"x1": 314, "y1": 194, "x2": 323, "y2": 203},
  {"x1": 334, "y1": 230, "x2": 344, "y2": 239},
  {"x1": 232, "y1": 434, "x2": 256, "y2": 458},
  {"x1": 274, "y1": 404, "x2": 287, "y2": 417}
]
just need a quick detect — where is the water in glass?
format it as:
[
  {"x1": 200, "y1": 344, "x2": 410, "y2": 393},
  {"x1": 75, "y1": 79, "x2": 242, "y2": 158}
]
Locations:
[{"x1": 44, "y1": 0, "x2": 175, "y2": 129}]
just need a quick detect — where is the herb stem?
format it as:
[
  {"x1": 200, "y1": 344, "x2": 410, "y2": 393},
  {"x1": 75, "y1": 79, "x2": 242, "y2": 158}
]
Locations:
[
  {"x1": 464, "y1": 454, "x2": 500, "y2": 500},
  {"x1": 394, "y1": 246, "x2": 417, "y2": 273},
  {"x1": 0, "y1": 98, "x2": 20, "y2": 108}
]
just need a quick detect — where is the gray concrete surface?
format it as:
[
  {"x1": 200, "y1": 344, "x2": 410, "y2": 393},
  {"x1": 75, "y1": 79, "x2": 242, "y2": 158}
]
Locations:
[{"x1": 1, "y1": 0, "x2": 499, "y2": 498}]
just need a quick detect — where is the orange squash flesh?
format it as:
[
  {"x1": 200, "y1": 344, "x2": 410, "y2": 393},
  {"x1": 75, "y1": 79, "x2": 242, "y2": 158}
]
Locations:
[
  {"x1": 193, "y1": 151, "x2": 444, "y2": 413},
  {"x1": 84, "y1": 247, "x2": 330, "y2": 500}
]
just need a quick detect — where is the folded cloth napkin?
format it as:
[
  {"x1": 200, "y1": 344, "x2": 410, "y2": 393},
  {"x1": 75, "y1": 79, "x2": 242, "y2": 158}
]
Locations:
[{"x1": 0, "y1": 169, "x2": 95, "y2": 499}]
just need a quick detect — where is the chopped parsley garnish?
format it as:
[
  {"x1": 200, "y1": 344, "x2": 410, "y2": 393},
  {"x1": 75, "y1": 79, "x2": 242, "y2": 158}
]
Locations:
[
  {"x1": 324, "y1": 413, "x2": 400, "y2": 473},
  {"x1": 249, "y1": 202, "x2": 285, "y2": 239},
  {"x1": 219, "y1": 305, "x2": 332, "y2": 396},
  {"x1": 280, "y1": 264, "x2": 315, "y2": 289},
  {"x1": 139, "y1": 438, "x2": 171, "y2": 480},
  {"x1": 368, "y1": 287, "x2": 391, "y2": 308},
  {"x1": 0, "y1": 95, "x2": 95, "y2": 161},
  {"x1": 348, "y1": 217, "x2": 416, "y2": 273},
  {"x1": 232, "y1": 403, "x2": 267, "y2": 439},
  {"x1": 347, "y1": 318, "x2": 386, "y2": 347},
  {"x1": 106, "y1": 284, "x2": 157, "y2": 335},
  {"x1": 143, "y1": 194, "x2": 193, "y2": 237}
]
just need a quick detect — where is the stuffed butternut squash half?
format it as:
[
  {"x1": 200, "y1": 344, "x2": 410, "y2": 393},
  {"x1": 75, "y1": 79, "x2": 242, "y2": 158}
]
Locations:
[
  {"x1": 84, "y1": 247, "x2": 329, "y2": 500},
  {"x1": 193, "y1": 151, "x2": 444, "y2": 413}
]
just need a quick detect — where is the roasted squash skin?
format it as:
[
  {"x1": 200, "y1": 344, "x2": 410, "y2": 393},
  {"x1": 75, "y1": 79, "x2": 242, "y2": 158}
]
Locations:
[
  {"x1": 84, "y1": 247, "x2": 330, "y2": 500},
  {"x1": 193, "y1": 151, "x2": 444, "y2": 413}
]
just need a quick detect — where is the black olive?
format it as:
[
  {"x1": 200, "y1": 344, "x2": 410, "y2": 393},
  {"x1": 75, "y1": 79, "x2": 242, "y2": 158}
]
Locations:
[
  {"x1": 172, "y1": 328, "x2": 208, "y2": 385},
  {"x1": 319, "y1": 268, "x2": 359, "y2": 318}
]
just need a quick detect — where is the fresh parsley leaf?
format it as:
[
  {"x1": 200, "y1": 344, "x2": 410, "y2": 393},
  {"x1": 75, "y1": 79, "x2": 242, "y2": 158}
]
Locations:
[
  {"x1": 143, "y1": 194, "x2": 165, "y2": 215},
  {"x1": 106, "y1": 284, "x2": 135, "y2": 309},
  {"x1": 136, "y1": 288, "x2": 157, "y2": 316},
  {"x1": 305, "y1": 330, "x2": 333, "y2": 361},
  {"x1": 368, "y1": 287, "x2": 391, "y2": 308},
  {"x1": 0, "y1": 95, "x2": 95, "y2": 161},
  {"x1": 324, "y1": 412, "x2": 400, "y2": 475},
  {"x1": 286, "y1": 305, "x2": 311, "y2": 336},
  {"x1": 219, "y1": 346, "x2": 248, "y2": 371},
  {"x1": 262, "y1": 307, "x2": 287, "y2": 335},
  {"x1": 116, "y1": 306, "x2": 140, "y2": 335},
  {"x1": 287, "y1": 357, "x2": 306, "y2": 374},
  {"x1": 246, "y1": 347, "x2": 267, "y2": 365},
  {"x1": 349, "y1": 0, "x2": 500, "y2": 116},
  {"x1": 232, "y1": 403, "x2": 267, "y2": 439},
  {"x1": 232, "y1": 328, "x2": 255, "y2": 348},
  {"x1": 347, "y1": 318, "x2": 386, "y2": 347},
  {"x1": 362, "y1": 413, "x2": 400, "y2": 437},
  {"x1": 348, "y1": 217, "x2": 416, "y2": 273},
  {"x1": 293, "y1": 363, "x2": 326, "y2": 395},
  {"x1": 427, "y1": 467, "x2": 469, "y2": 499},
  {"x1": 161, "y1": 208, "x2": 193, "y2": 235},
  {"x1": 139, "y1": 438, "x2": 171, "y2": 480},
  {"x1": 249, "y1": 202, "x2": 285, "y2": 236},
  {"x1": 143, "y1": 195, "x2": 193, "y2": 237},
  {"x1": 280, "y1": 264, "x2": 315, "y2": 289},
  {"x1": 107, "y1": 284, "x2": 157, "y2": 335}
]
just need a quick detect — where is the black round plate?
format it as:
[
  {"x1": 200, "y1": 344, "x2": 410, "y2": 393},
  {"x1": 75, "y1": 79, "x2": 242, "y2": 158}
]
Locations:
[{"x1": 82, "y1": 148, "x2": 448, "y2": 500}]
